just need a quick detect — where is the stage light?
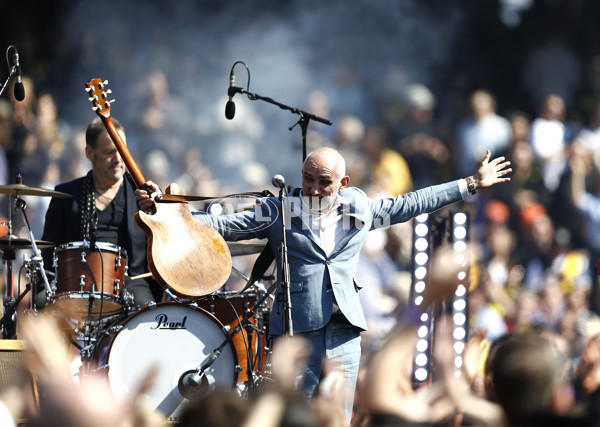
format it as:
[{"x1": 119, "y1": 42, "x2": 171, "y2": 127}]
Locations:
[
  {"x1": 414, "y1": 281, "x2": 426, "y2": 293},
  {"x1": 449, "y1": 211, "x2": 470, "y2": 378},
  {"x1": 410, "y1": 213, "x2": 434, "y2": 385},
  {"x1": 414, "y1": 368, "x2": 428, "y2": 382},
  {"x1": 415, "y1": 353, "x2": 428, "y2": 366}
]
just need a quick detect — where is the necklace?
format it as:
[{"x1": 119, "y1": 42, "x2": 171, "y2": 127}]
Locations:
[{"x1": 94, "y1": 189, "x2": 114, "y2": 199}]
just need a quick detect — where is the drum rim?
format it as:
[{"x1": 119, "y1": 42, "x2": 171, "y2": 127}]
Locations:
[
  {"x1": 56, "y1": 240, "x2": 126, "y2": 253},
  {"x1": 52, "y1": 291, "x2": 123, "y2": 302}
]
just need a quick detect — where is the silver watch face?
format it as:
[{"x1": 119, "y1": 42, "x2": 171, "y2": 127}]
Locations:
[{"x1": 466, "y1": 178, "x2": 476, "y2": 193}]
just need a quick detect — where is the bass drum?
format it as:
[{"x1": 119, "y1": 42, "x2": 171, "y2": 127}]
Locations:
[{"x1": 93, "y1": 303, "x2": 237, "y2": 421}]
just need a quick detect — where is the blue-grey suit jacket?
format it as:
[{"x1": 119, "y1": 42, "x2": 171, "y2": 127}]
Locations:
[{"x1": 196, "y1": 181, "x2": 463, "y2": 336}]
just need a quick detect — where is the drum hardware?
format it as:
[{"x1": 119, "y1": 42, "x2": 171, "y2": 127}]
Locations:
[
  {"x1": 79, "y1": 324, "x2": 98, "y2": 361},
  {"x1": 225, "y1": 266, "x2": 273, "y2": 390},
  {"x1": 15, "y1": 196, "x2": 54, "y2": 298},
  {"x1": 178, "y1": 339, "x2": 231, "y2": 400},
  {"x1": 75, "y1": 316, "x2": 123, "y2": 382},
  {"x1": 77, "y1": 245, "x2": 124, "y2": 270},
  {"x1": 193, "y1": 282, "x2": 276, "y2": 397},
  {"x1": 85, "y1": 287, "x2": 97, "y2": 323},
  {"x1": 0, "y1": 186, "x2": 58, "y2": 338},
  {"x1": 0, "y1": 281, "x2": 31, "y2": 338},
  {"x1": 163, "y1": 288, "x2": 196, "y2": 304},
  {"x1": 119, "y1": 289, "x2": 139, "y2": 317}
]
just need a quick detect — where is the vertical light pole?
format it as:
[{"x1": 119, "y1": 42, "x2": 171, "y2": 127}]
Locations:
[
  {"x1": 450, "y1": 211, "x2": 470, "y2": 378},
  {"x1": 409, "y1": 213, "x2": 433, "y2": 384}
]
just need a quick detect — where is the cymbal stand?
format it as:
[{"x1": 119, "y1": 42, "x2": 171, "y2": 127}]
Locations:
[
  {"x1": 0, "y1": 278, "x2": 30, "y2": 339},
  {"x1": 178, "y1": 281, "x2": 277, "y2": 399},
  {"x1": 14, "y1": 197, "x2": 53, "y2": 304},
  {"x1": 246, "y1": 285, "x2": 271, "y2": 389},
  {"x1": 230, "y1": 267, "x2": 274, "y2": 388},
  {"x1": 0, "y1": 196, "x2": 36, "y2": 337},
  {"x1": 1, "y1": 191, "x2": 17, "y2": 338}
]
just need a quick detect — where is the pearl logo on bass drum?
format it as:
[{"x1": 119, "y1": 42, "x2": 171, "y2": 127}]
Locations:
[{"x1": 152, "y1": 313, "x2": 188, "y2": 330}]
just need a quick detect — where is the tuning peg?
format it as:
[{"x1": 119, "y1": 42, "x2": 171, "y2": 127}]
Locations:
[
  {"x1": 84, "y1": 86, "x2": 93, "y2": 93},
  {"x1": 88, "y1": 96, "x2": 99, "y2": 103},
  {"x1": 106, "y1": 89, "x2": 112, "y2": 94},
  {"x1": 92, "y1": 106, "x2": 100, "y2": 112}
]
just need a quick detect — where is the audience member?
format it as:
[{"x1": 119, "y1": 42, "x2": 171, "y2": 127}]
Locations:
[
  {"x1": 454, "y1": 89, "x2": 512, "y2": 179},
  {"x1": 529, "y1": 93, "x2": 574, "y2": 192}
]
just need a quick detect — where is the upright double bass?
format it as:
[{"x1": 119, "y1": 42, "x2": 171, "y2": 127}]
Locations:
[{"x1": 84, "y1": 78, "x2": 231, "y2": 298}]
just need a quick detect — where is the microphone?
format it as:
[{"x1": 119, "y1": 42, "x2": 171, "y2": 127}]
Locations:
[
  {"x1": 225, "y1": 68, "x2": 236, "y2": 120},
  {"x1": 178, "y1": 369, "x2": 212, "y2": 400},
  {"x1": 272, "y1": 174, "x2": 286, "y2": 189},
  {"x1": 12, "y1": 50, "x2": 25, "y2": 101}
]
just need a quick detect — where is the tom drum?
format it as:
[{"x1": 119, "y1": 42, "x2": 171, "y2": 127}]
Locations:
[{"x1": 52, "y1": 241, "x2": 127, "y2": 319}]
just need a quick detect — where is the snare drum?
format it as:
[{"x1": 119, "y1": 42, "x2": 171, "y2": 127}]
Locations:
[
  {"x1": 93, "y1": 303, "x2": 237, "y2": 421},
  {"x1": 52, "y1": 241, "x2": 127, "y2": 318}
]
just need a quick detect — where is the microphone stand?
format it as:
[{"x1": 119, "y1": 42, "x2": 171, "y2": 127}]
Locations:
[
  {"x1": 231, "y1": 86, "x2": 332, "y2": 162},
  {"x1": 277, "y1": 184, "x2": 293, "y2": 336},
  {"x1": 0, "y1": 45, "x2": 17, "y2": 98}
]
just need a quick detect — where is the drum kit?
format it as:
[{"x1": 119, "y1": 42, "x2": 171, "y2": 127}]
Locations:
[{"x1": 0, "y1": 177, "x2": 275, "y2": 421}]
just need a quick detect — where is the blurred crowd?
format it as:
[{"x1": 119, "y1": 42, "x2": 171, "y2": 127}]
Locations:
[{"x1": 3, "y1": 71, "x2": 600, "y2": 425}]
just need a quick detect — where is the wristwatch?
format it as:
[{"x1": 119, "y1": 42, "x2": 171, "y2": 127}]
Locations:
[{"x1": 465, "y1": 176, "x2": 477, "y2": 195}]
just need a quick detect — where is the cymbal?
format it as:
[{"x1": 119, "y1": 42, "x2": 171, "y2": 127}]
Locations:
[
  {"x1": 0, "y1": 183, "x2": 72, "y2": 198},
  {"x1": 0, "y1": 235, "x2": 56, "y2": 251},
  {"x1": 227, "y1": 240, "x2": 267, "y2": 256}
]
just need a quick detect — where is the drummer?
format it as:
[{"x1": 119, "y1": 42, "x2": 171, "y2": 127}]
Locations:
[{"x1": 40, "y1": 117, "x2": 162, "y2": 309}]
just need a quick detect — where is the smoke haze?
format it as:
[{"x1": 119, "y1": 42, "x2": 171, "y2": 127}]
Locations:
[{"x1": 45, "y1": 0, "x2": 464, "y2": 190}]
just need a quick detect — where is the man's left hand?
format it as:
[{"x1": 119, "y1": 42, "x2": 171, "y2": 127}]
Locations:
[{"x1": 473, "y1": 149, "x2": 512, "y2": 189}]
